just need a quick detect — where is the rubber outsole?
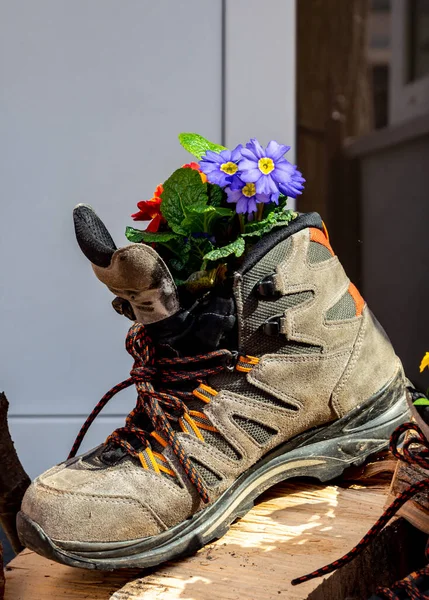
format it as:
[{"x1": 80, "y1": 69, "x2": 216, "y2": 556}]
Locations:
[{"x1": 17, "y1": 374, "x2": 411, "y2": 571}]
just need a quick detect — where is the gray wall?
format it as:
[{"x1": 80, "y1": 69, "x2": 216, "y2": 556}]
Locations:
[
  {"x1": 0, "y1": 0, "x2": 297, "y2": 478},
  {"x1": 0, "y1": 0, "x2": 223, "y2": 478}
]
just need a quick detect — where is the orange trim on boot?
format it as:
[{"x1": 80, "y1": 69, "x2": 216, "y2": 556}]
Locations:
[
  {"x1": 322, "y1": 220, "x2": 330, "y2": 242},
  {"x1": 348, "y1": 282, "x2": 365, "y2": 316},
  {"x1": 309, "y1": 228, "x2": 335, "y2": 256}
]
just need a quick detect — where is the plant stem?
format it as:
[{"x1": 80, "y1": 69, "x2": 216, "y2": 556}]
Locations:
[
  {"x1": 238, "y1": 214, "x2": 245, "y2": 234},
  {"x1": 256, "y1": 203, "x2": 264, "y2": 221}
]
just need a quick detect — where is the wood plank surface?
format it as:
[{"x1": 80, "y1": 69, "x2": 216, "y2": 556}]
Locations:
[{"x1": 4, "y1": 480, "x2": 390, "y2": 600}]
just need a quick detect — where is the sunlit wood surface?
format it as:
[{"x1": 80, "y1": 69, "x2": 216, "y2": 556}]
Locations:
[{"x1": 5, "y1": 480, "x2": 388, "y2": 600}]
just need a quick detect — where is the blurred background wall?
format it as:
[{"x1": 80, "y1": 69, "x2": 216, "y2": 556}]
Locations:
[
  {"x1": 0, "y1": 0, "x2": 296, "y2": 480},
  {"x1": 296, "y1": 0, "x2": 429, "y2": 392},
  {"x1": 347, "y1": 0, "x2": 429, "y2": 392}
]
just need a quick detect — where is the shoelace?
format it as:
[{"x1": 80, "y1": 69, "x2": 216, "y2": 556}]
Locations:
[
  {"x1": 68, "y1": 322, "x2": 233, "y2": 504},
  {"x1": 375, "y1": 548, "x2": 429, "y2": 600},
  {"x1": 292, "y1": 421, "x2": 429, "y2": 588}
]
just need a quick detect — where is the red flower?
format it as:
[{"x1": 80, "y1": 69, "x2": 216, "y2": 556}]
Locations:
[
  {"x1": 131, "y1": 184, "x2": 165, "y2": 232},
  {"x1": 182, "y1": 162, "x2": 208, "y2": 183}
]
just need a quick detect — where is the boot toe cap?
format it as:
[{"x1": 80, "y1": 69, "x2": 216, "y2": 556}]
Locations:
[{"x1": 20, "y1": 462, "x2": 166, "y2": 543}]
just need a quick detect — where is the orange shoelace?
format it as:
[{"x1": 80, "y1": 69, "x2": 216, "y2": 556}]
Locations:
[{"x1": 69, "y1": 322, "x2": 259, "y2": 504}]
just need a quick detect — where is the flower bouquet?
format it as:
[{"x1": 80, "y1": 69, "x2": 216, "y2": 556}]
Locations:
[{"x1": 126, "y1": 133, "x2": 305, "y2": 293}]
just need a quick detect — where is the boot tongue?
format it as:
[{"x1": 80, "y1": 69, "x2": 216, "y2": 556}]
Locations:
[
  {"x1": 146, "y1": 292, "x2": 237, "y2": 356},
  {"x1": 73, "y1": 204, "x2": 180, "y2": 325}
]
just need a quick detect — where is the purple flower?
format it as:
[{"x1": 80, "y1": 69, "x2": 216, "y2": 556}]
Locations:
[
  {"x1": 239, "y1": 139, "x2": 297, "y2": 196},
  {"x1": 199, "y1": 145, "x2": 243, "y2": 187},
  {"x1": 278, "y1": 167, "x2": 305, "y2": 198},
  {"x1": 225, "y1": 179, "x2": 269, "y2": 216}
]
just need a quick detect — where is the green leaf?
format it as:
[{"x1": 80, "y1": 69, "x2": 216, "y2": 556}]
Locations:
[
  {"x1": 203, "y1": 236, "x2": 245, "y2": 261},
  {"x1": 413, "y1": 397, "x2": 429, "y2": 406},
  {"x1": 182, "y1": 204, "x2": 233, "y2": 234},
  {"x1": 166, "y1": 236, "x2": 214, "y2": 280},
  {"x1": 178, "y1": 132, "x2": 226, "y2": 160},
  {"x1": 187, "y1": 205, "x2": 232, "y2": 217},
  {"x1": 243, "y1": 209, "x2": 297, "y2": 238},
  {"x1": 190, "y1": 236, "x2": 214, "y2": 260},
  {"x1": 169, "y1": 257, "x2": 187, "y2": 272},
  {"x1": 161, "y1": 168, "x2": 209, "y2": 235},
  {"x1": 207, "y1": 183, "x2": 225, "y2": 207},
  {"x1": 125, "y1": 227, "x2": 179, "y2": 244},
  {"x1": 166, "y1": 236, "x2": 191, "y2": 260},
  {"x1": 211, "y1": 207, "x2": 233, "y2": 217},
  {"x1": 186, "y1": 205, "x2": 214, "y2": 215}
]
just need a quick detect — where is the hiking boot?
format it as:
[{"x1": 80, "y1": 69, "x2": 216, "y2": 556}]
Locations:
[{"x1": 17, "y1": 207, "x2": 410, "y2": 570}]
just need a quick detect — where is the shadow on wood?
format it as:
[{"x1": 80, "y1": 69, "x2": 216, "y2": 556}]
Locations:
[
  {"x1": 308, "y1": 518, "x2": 427, "y2": 600},
  {"x1": 0, "y1": 543, "x2": 4, "y2": 600}
]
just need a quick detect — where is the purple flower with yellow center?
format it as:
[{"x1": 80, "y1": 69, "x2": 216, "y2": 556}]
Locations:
[
  {"x1": 239, "y1": 139, "x2": 296, "y2": 196},
  {"x1": 199, "y1": 144, "x2": 243, "y2": 187},
  {"x1": 225, "y1": 179, "x2": 269, "y2": 216}
]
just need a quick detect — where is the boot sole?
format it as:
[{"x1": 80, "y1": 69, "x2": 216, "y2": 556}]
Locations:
[{"x1": 17, "y1": 372, "x2": 410, "y2": 571}]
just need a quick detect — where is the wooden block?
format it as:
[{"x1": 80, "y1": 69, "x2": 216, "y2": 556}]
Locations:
[
  {"x1": 308, "y1": 518, "x2": 427, "y2": 600},
  {"x1": 388, "y1": 457, "x2": 429, "y2": 534},
  {"x1": 4, "y1": 480, "x2": 394, "y2": 600},
  {"x1": 0, "y1": 543, "x2": 4, "y2": 600}
]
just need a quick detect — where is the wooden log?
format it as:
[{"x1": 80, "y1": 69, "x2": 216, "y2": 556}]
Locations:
[
  {"x1": 388, "y1": 454, "x2": 429, "y2": 534},
  {"x1": 308, "y1": 518, "x2": 427, "y2": 600},
  {"x1": 0, "y1": 542, "x2": 4, "y2": 600},
  {"x1": 0, "y1": 392, "x2": 31, "y2": 553},
  {"x1": 3, "y1": 480, "x2": 392, "y2": 599},
  {"x1": 341, "y1": 450, "x2": 397, "y2": 484}
]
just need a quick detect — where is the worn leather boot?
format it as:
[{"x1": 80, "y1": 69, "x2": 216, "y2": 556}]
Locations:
[{"x1": 18, "y1": 206, "x2": 410, "y2": 570}]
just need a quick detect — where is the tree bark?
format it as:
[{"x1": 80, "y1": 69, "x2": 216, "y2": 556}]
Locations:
[
  {"x1": 388, "y1": 429, "x2": 429, "y2": 534},
  {"x1": 0, "y1": 392, "x2": 31, "y2": 553}
]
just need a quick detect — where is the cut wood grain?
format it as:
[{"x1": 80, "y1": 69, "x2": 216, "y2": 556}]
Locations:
[
  {"x1": 5, "y1": 480, "x2": 394, "y2": 600},
  {"x1": 388, "y1": 455, "x2": 429, "y2": 534},
  {"x1": 341, "y1": 450, "x2": 397, "y2": 484}
]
